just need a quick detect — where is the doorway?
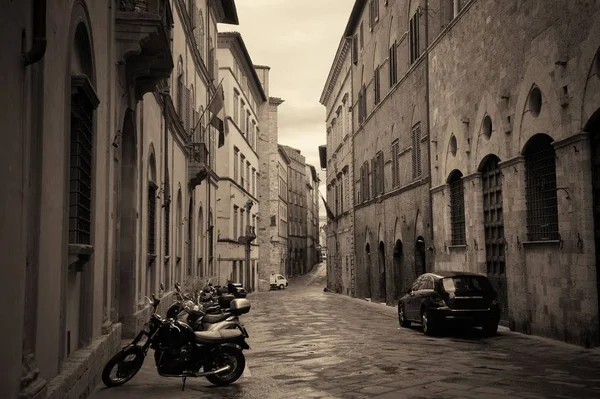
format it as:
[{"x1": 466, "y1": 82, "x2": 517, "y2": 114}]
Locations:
[
  {"x1": 588, "y1": 109, "x2": 600, "y2": 336},
  {"x1": 393, "y1": 240, "x2": 403, "y2": 300},
  {"x1": 415, "y1": 237, "x2": 426, "y2": 277},
  {"x1": 365, "y1": 243, "x2": 372, "y2": 299},
  {"x1": 118, "y1": 110, "x2": 137, "y2": 334},
  {"x1": 481, "y1": 155, "x2": 508, "y2": 322},
  {"x1": 378, "y1": 242, "x2": 386, "y2": 302}
]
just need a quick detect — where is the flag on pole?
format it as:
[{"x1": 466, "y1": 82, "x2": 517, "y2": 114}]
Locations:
[
  {"x1": 207, "y1": 83, "x2": 228, "y2": 148},
  {"x1": 320, "y1": 192, "x2": 335, "y2": 221}
]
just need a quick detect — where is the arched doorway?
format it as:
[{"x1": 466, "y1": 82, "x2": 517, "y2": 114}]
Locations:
[
  {"x1": 587, "y1": 109, "x2": 600, "y2": 334},
  {"x1": 378, "y1": 242, "x2": 386, "y2": 303},
  {"x1": 117, "y1": 109, "x2": 137, "y2": 335},
  {"x1": 480, "y1": 154, "x2": 507, "y2": 322},
  {"x1": 415, "y1": 237, "x2": 426, "y2": 277},
  {"x1": 187, "y1": 199, "x2": 193, "y2": 276},
  {"x1": 393, "y1": 240, "x2": 403, "y2": 300},
  {"x1": 365, "y1": 243, "x2": 372, "y2": 299}
]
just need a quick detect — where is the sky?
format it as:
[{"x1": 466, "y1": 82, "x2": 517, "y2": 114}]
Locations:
[{"x1": 218, "y1": 0, "x2": 355, "y2": 218}]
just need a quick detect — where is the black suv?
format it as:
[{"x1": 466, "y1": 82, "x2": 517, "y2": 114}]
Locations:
[{"x1": 398, "y1": 272, "x2": 500, "y2": 336}]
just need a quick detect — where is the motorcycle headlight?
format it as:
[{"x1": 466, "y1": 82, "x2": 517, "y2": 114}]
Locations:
[{"x1": 142, "y1": 322, "x2": 151, "y2": 334}]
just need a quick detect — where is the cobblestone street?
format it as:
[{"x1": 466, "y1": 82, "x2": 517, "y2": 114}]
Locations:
[{"x1": 91, "y1": 264, "x2": 600, "y2": 399}]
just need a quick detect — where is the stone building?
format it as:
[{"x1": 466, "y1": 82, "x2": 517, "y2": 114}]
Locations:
[
  {"x1": 0, "y1": 1, "x2": 239, "y2": 398},
  {"x1": 320, "y1": 31, "x2": 357, "y2": 297},
  {"x1": 215, "y1": 32, "x2": 266, "y2": 291},
  {"x1": 427, "y1": 0, "x2": 600, "y2": 347},
  {"x1": 322, "y1": 0, "x2": 600, "y2": 347},
  {"x1": 306, "y1": 164, "x2": 321, "y2": 270},
  {"x1": 280, "y1": 145, "x2": 309, "y2": 276},
  {"x1": 322, "y1": 0, "x2": 434, "y2": 303},
  {"x1": 255, "y1": 64, "x2": 288, "y2": 290}
]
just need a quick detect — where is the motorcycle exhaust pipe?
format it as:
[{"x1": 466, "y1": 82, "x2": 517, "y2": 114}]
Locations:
[{"x1": 160, "y1": 365, "x2": 232, "y2": 378}]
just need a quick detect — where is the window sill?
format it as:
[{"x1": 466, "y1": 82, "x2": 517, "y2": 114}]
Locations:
[
  {"x1": 164, "y1": 255, "x2": 171, "y2": 264},
  {"x1": 147, "y1": 254, "x2": 157, "y2": 265},
  {"x1": 448, "y1": 245, "x2": 467, "y2": 250},
  {"x1": 68, "y1": 244, "x2": 94, "y2": 272},
  {"x1": 522, "y1": 240, "x2": 560, "y2": 246}
]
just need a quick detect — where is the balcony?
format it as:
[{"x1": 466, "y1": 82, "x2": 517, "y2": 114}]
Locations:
[
  {"x1": 116, "y1": 0, "x2": 174, "y2": 99},
  {"x1": 188, "y1": 142, "x2": 209, "y2": 189}
]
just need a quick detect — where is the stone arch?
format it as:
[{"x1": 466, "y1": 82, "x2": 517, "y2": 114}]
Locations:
[
  {"x1": 68, "y1": 1, "x2": 96, "y2": 84},
  {"x1": 473, "y1": 91, "x2": 506, "y2": 170},
  {"x1": 364, "y1": 226, "x2": 373, "y2": 299},
  {"x1": 393, "y1": 238, "x2": 404, "y2": 300},
  {"x1": 393, "y1": 216, "x2": 403, "y2": 244},
  {"x1": 513, "y1": 58, "x2": 562, "y2": 155},
  {"x1": 441, "y1": 114, "x2": 464, "y2": 186},
  {"x1": 147, "y1": 144, "x2": 157, "y2": 183},
  {"x1": 117, "y1": 109, "x2": 138, "y2": 332},
  {"x1": 582, "y1": 46, "x2": 600, "y2": 129},
  {"x1": 477, "y1": 153, "x2": 502, "y2": 173},
  {"x1": 378, "y1": 240, "x2": 387, "y2": 302},
  {"x1": 388, "y1": 15, "x2": 397, "y2": 47}
]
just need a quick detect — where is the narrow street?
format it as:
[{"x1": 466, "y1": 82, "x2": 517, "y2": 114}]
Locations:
[{"x1": 91, "y1": 264, "x2": 600, "y2": 399}]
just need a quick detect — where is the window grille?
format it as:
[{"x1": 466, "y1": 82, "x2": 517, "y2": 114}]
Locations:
[
  {"x1": 482, "y1": 156, "x2": 505, "y2": 276},
  {"x1": 449, "y1": 172, "x2": 466, "y2": 245},
  {"x1": 525, "y1": 135, "x2": 559, "y2": 241},
  {"x1": 412, "y1": 124, "x2": 422, "y2": 179},
  {"x1": 148, "y1": 183, "x2": 157, "y2": 254},
  {"x1": 69, "y1": 94, "x2": 94, "y2": 245}
]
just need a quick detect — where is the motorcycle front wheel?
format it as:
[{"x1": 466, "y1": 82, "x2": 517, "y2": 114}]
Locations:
[
  {"x1": 101, "y1": 346, "x2": 145, "y2": 387},
  {"x1": 205, "y1": 344, "x2": 246, "y2": 386}
]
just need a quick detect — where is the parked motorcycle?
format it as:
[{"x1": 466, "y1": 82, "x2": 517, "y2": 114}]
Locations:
[
  {"x1": 168, "y1": 282, "x2": 251, "y2": 337},
  {"x1": 101, "y1": 293, "x2": 250, "y2": 390}
]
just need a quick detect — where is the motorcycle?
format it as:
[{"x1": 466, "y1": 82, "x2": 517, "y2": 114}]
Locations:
[
  {"x1": 168, "y1": 283, "x2": 250, "y2": 337},
  {"x1": 101, "y1": 293, "x2": 250, "y2": 390}
]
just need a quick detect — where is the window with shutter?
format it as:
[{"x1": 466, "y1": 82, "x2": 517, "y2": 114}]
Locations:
[
  {"x1": 370, "y1": 158, "x2": 375, "y2": 198},
  {"x1": 392, "y1": 141, "x2": 399, "y2": 187},
  {"x1": 412, "y1": 124, "x2": 422, "y2": 179},
  {"x1": 449, "y1": 171, "x2": 466, "y2": 245},
  {"x1": 352, "y1": 34, "x2": 358, "y2": 64},
  {"x1": 374, "y1": 66, "x2": 381, "y2": 105}
]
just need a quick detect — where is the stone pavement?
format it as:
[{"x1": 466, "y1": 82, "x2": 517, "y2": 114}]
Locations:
[{"x1": 91, "y1": 263, "x2": 600, "y2": 398}]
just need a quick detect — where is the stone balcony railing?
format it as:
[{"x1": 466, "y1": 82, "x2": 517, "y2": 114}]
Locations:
[{"x1": 116, "y1": 0, "x2": 174, "y2": 100}]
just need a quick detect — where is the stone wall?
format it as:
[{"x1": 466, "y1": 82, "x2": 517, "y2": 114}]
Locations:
[{"x1": 428, "y1": 0, "x2": 600, "y2": 346}]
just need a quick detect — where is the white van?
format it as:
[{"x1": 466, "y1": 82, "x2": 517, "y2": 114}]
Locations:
[{"x1": 270, "y1": 274, "x2": 288, "y2": 290}]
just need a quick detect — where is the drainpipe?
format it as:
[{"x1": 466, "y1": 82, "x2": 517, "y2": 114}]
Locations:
[
  {"x1": 23, "y1": 0, "x2": 47, "y2": 67},
  {"x1": 424, "y1": 0, "x2": 435, "y2": 273}
]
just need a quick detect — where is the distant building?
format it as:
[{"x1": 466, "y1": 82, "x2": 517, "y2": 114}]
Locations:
[
  {"x1": 280, "y1": 145, "x2": 308, "y2": 276},
  {"x1": 255, "y1": 65, "x2": 288, "y2": 290},
  {"x1": 215, "y1": 32, "x2": 267, "y2": 291},
  {"x1": 306, "y1": 164, "x2": 321, "y2": 271}
]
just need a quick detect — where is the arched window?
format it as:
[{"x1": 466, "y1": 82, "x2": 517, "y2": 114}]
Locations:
[
  {"x1": 524, "y1": 134, "x2": 559, "y2": 241},
  {"x1": 147, "y1": 152, "x2": 158, "y2": 256},
  {"x1": 190, "y1": 84, "x2": 195, "y2": 134},
  {"x1": 448, "y1": 170, "x2": 466, "y2": 245},
  {"x1": 177, "y1": 57, "x2": 184, "y2": 117}
]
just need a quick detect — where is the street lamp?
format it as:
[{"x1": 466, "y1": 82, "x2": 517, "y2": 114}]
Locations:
[{"x1": 238, "y1": 199, "x2": 256, "y2": 291}]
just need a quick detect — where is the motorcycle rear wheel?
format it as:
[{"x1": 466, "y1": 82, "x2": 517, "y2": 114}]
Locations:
[
  {"x1": 101, "y1": 346, "x2": 144, "y2": 387},
  {"x1": 205, "y1": 345, "x2": 246, "y2": 386}
]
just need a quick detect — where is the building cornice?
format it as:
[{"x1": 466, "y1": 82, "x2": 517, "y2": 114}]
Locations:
[
  {"x1": 218, "y1": 32, "x2": 267, "y2": 101},
  {"x1": 320, "y1": 37, "x2": 351, "y2": 105}
]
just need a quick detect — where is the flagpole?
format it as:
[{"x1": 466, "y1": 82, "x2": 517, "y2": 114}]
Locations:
[{"x1": 193, "y1": 78, "x2": 225, "y2": 135}]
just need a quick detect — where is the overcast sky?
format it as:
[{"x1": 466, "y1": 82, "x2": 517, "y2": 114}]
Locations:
[{"x1": 219, "y1": 1, "x2": 355, "y2": 218}]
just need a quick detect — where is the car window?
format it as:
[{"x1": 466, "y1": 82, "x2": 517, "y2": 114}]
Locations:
[
  {"x1": 422, "y1": 276, "x2": 434, "y2": 290},
  {"x1": 441, "y1": 275, "x2": 493, "y2": 293},
  {"x1": 410, "y1": 277, "x2": 421, "y2": 292}
]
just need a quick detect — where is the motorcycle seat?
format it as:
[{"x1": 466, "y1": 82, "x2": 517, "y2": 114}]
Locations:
[
  {"x1": 194, "y1": 329, "x2": 243, "y2": 344},
  {"x1": 202, "y1": 312, "x2": 232, "y2": 324}
]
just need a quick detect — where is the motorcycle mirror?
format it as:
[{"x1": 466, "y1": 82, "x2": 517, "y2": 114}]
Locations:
[{"x1": 144, "y1": 296, "x2": 152, "y2": 305}]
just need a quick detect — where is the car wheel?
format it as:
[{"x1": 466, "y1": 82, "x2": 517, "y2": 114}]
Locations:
[
  {"x1": 421, "y1": 309, "x2": 436, "y2": 336},
  {"x1": 278, "y1": 284, "x2": 284, "y2": 290},
  {"x1": 398, "y1": 305, "x2": 411, "y2": 328},
  {"x1": 482, "y1": 321, "x2": 498, "y2": 337}
]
